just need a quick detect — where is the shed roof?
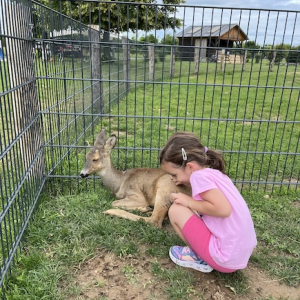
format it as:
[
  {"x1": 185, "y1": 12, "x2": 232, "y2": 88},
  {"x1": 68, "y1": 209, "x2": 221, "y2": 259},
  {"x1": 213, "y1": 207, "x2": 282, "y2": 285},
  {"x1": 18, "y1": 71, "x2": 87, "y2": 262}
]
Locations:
[{"x1": 176, "y1": 24, "x2": 248, "y2": 40}]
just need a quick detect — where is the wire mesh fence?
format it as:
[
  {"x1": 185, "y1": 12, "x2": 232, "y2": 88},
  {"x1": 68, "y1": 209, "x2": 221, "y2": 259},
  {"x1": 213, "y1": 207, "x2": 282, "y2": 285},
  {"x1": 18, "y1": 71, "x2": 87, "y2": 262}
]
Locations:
[{"x1": 0, "y1": 0, "x2": 299, "y2": 295}]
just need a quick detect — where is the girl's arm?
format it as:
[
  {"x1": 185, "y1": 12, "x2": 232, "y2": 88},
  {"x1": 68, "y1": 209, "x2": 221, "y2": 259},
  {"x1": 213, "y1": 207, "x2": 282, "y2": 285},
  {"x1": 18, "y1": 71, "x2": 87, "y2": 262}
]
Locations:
[{"x1": 171, "y1": 189, "x2": 232, "y2": 218}]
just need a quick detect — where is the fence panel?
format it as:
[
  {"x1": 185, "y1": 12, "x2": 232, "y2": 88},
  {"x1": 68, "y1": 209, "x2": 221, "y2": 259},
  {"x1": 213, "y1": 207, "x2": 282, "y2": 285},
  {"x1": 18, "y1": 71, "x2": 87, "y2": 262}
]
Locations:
[
  {"x1": 0, "y1": 0, "x2": 45, "y2": 292},
  {"x1": 33, "y1": 1, "x2": 299, "y2": 194}
]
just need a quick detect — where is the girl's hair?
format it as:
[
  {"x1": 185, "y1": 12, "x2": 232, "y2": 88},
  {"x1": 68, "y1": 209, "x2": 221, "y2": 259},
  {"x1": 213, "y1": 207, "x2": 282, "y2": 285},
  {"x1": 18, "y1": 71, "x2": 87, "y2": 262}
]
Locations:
[{"x1": 159, "y1": 131, "x2": 226, "y2": 173}]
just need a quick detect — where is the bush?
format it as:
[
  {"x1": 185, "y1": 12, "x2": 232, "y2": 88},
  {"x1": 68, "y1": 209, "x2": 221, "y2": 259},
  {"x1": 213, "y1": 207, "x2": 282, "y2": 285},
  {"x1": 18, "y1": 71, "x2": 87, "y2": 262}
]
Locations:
[
  {"x1": 157, "y1": 48, "x2": 166, "y2": 62},
  {"x1": 255, "y1": 54, "x2": 261, "y2": 63},
  {"x1": 286, "y1": 48, "x2": 300, "y2": 64}
]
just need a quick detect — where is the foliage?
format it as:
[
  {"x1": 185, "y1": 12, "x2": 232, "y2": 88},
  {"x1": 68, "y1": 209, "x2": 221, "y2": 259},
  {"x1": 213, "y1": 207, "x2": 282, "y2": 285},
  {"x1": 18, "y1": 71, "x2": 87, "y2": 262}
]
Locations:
[
  {"x1": 254, "y1": 54, "x2": 261, "y2": 63},
  {"x1": 244, "y1": 40, "x2": 260, "y2": 60},
  {"x1": 244, "y1": 40, "x2": 260, "y2": 49},
  {"x1": 137, "y1": 34, "x2": 179, "y2": 60},
  {"x1": 266, "y1": 43, "x2": 291, "y2": 64},
  {"x1": 286, "y1": 46, "x2": 300, "y2": 64},
  {"x1": 161, "y1": 33, "x2": 179, "y2": 45},
  {"x1": 36, "y1": 0, "x2": 184, "y2": 32},
  {"x1": 139, "y1": 34, "x2": 159, "y2": 44}
]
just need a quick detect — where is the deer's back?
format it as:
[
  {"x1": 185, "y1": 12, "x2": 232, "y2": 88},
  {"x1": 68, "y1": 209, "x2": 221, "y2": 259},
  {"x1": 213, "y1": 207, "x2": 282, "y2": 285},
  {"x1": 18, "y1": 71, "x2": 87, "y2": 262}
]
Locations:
[
  {"x1": 118, "y1": 168, "x2": 191, "y2": 205},
  {"x1": 121, "y1": 167, "x2": 167, "y2": 190}
]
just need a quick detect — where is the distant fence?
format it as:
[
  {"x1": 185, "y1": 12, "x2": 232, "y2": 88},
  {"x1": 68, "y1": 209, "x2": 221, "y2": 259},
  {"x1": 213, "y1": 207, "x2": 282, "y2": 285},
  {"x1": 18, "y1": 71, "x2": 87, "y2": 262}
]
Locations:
[{"x1": 0, "y1": 0, "x2": 299, "y2": 296}]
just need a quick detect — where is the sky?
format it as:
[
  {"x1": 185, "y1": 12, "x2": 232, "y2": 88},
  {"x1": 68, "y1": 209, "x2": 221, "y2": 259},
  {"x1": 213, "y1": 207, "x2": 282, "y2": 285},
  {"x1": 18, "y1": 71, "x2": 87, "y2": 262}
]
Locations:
[
  {"x1": 183, "y1": 0, "x2": 300, "y2": 11},
  {"x1": 177, "y1": 0, "x2": 300, "y2": 46},
  {"x1": 133, "y1": 0, "x2": 300, "y2": 46}
]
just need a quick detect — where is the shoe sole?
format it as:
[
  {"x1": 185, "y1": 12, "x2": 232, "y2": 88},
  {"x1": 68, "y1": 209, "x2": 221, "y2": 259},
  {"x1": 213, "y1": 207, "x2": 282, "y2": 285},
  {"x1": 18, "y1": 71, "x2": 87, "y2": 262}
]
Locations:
[{"x1": 169, "y1": 248, "x2": 214, "y2": 273}]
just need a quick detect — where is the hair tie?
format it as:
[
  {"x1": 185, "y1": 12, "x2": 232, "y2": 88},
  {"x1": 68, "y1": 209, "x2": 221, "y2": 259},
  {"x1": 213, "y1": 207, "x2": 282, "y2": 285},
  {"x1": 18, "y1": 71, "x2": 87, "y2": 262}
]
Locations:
[
  {"x1": 204, "y1": 146, "x2": 208, "y2": 153},
  {"x1": 182, "y1": 148, "x2": 187, "y2": 161}
]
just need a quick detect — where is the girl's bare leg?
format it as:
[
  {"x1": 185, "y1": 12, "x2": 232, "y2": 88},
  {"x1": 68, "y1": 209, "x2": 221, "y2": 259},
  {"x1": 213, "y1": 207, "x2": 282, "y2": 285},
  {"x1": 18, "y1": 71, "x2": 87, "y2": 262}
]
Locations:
[{"x1": 168, "y1": 203, "x2": 196, "y2": 245}]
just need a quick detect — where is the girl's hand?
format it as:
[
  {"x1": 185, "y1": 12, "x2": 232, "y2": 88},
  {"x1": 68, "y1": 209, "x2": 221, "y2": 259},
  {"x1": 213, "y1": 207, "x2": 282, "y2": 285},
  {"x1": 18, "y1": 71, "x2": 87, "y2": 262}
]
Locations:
[
  {"x1": 171, "y1": 189, "x2": 232, "y2": 218},
  {"x1": 170, "y1": 193, "x2": 191, "y2": 207}
]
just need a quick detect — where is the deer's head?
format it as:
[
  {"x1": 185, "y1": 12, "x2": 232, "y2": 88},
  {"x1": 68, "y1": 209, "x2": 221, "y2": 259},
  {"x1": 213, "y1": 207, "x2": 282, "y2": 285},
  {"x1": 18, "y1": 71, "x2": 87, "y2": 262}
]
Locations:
[{"x1": 80, "y1": 129, "x2": 117, "y2": 178}]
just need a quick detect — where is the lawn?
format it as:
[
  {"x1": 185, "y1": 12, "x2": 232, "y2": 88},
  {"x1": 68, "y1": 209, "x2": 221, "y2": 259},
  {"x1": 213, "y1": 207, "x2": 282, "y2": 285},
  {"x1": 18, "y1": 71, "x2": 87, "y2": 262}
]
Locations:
[
  {"x1": 2, "y1": 189, "x2": 299, "y2": 299},
  {"x1": 46, "y1": 56, "x2": 299, "y2": 194}
]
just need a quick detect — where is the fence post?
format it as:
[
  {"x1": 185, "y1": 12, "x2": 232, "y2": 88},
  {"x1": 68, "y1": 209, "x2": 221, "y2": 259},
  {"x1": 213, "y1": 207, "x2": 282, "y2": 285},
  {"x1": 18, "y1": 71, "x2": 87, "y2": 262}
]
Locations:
[
  {"x1": 243, "y1": 49, "x2": 247, "y2": 71},
  {"x1": 5, "y1": 1, "x2": 44, "y2": 177},
  {"x1": 91, "y1": 29, "x2": 103, "y2": 112},
  {"x1": 148, "y1": 44, "x2": 155, "y2": 81},
  {"x1": 122, "y1": 37, "x2": 130, "y2": 93},
  {"x1": 170, "y1": 46, "x2": 175, "y2": 78},
  {"x1": 194, "y1": 39, "x2": 200, "y2": 74},
  {"x1": 220, "y1": 49, "x2": 225, "y2": 71}
]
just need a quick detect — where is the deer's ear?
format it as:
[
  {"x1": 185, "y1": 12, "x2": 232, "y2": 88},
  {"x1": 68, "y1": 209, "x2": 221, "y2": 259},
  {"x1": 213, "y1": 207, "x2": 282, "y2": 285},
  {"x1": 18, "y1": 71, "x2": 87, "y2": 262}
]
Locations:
[
  {"x1": 94, "y1": 129, "x2": 106, "y2": 147},
  {"x1": 104, "y1": 135, "x2": 117, "y2": 150}
]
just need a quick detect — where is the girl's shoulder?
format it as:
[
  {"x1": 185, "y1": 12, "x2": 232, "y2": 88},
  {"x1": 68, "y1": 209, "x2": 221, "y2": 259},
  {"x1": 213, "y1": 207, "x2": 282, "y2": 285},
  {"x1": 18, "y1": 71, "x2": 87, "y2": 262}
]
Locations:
[
  {"x1": 193, "y1": 168, "x2": 229, "y2": 182},
  {"x1": 196, "y1": 168, "x2": 223, "y2": 176}
]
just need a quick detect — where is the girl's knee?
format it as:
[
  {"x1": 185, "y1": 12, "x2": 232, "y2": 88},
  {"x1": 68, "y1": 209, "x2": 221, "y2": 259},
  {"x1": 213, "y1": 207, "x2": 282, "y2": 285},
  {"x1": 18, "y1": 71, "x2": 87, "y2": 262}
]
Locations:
[
  {"x1": 168, "y1": 203, "x2": 182, "y2": 219},
  {"x1": 168, "y1": 203, "x2": 197, "y2": 228}
]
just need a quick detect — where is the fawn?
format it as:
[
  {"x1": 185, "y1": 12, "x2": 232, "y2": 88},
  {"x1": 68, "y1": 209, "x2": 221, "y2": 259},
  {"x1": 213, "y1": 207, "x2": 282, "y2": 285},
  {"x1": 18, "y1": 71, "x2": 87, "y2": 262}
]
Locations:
[{"x1": 80, "y1": 128, "x2": 191, "y2": 228}]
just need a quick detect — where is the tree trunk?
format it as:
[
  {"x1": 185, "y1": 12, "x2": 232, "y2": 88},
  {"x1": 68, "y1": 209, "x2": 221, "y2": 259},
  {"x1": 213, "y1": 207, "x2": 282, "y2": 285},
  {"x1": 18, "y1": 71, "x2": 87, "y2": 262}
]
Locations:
[
  {"x1": 269, "y1": 51, "x2": 276, "y2": 72},
  {"x1": 5, "y1": 1, "x2": 44, "y2": 179}
]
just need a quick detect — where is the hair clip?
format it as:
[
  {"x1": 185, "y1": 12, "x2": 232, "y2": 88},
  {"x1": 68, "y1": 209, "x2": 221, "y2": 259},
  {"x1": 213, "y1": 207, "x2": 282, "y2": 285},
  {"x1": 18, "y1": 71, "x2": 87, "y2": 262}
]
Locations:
[
  {"x1": 182, "y1": 148, "x2": 187, "y2": 161},
  {"x1": 204, "y1": 146, "x2": 208, "y2": 153}
]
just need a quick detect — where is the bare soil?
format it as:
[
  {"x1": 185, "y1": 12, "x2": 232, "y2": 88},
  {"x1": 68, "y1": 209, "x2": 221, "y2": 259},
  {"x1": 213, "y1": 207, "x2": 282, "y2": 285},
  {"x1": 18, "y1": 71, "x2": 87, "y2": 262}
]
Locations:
[{"x1": 67, "y1": 247, "x2": 300, "y2": 300}]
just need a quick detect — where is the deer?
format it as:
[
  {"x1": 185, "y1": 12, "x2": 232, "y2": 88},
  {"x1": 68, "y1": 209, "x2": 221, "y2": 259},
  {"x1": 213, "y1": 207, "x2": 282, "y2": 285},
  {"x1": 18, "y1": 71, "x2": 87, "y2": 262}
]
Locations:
[{"x1": 80, "y1": 128, "x2": 191, "y2": 228}]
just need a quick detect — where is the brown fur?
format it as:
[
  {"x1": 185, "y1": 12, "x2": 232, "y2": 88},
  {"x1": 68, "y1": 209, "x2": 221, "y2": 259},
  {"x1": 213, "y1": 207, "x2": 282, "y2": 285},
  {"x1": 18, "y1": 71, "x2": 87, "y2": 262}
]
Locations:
[{"x1": 80, "y1": 129, "x2": 191, "y2": 228}]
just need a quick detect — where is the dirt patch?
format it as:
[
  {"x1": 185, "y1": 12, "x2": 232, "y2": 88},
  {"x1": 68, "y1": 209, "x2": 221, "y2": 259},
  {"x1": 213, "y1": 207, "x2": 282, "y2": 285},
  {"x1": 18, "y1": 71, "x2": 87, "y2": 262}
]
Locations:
[
  {"x1": 243, "y1": 264, "x2": 300, "y2": 300},
  {"x1": 67, "y1": 248, "x2": 300, "y2": 300}
]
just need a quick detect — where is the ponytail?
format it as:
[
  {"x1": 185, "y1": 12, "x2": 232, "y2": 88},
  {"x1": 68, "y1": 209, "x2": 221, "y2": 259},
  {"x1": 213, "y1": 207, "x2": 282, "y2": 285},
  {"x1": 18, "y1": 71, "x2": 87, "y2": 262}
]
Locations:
[
  {"x1": 206, "y1": 149, "x2": 226, "y2": 174},
  {"x1": 160, "y1": 132, "x2": 226, "y2": 174}
]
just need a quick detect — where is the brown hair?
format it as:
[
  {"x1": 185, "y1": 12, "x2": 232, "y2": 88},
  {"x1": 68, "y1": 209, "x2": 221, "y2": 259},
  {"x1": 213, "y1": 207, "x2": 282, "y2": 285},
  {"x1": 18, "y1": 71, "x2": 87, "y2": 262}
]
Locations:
[{"x1": 159, "y1": 131, "x2": 226, "y2": 173}]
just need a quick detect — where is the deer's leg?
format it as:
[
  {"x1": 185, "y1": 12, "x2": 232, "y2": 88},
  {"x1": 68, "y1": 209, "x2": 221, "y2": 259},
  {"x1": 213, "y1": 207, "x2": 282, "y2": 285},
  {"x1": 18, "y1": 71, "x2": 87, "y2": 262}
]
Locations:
[
  {"x1": 144, "y1": 197, "x2": 171, "y2": 228},
  {"x1": 104, "y1": 188, "x2": 172, "y2": 228},
  {"x1": 111, "y1": 194, "x2": 152, "y2": 213},
  {"x1": 142, "y1": 183, "x2": 174, "y2": 228}
]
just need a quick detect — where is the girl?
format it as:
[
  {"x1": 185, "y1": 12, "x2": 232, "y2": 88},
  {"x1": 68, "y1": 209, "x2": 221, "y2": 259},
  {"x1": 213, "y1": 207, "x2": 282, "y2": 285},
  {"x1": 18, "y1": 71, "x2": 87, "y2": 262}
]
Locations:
[{"x1": 160, "y1": 132, "x2": 257, "y2": 273}]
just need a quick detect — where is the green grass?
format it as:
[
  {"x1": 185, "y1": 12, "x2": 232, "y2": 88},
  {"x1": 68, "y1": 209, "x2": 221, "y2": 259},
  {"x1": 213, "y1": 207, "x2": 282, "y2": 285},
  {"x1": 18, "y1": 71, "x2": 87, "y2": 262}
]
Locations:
[
  {"x1": 249, "y1": 193, "x2": 300, "y2": 287},
  {"x1": 3, "y1": 56, "x2": 298, "y2": 193},
  {"x1": 2, "y1": 189, "x2": 299, "y2": 299},
  {"x1": 40, "y1": 57, "x2": 299, "y2": 195},
  {"x1": 70, "y1": 58, "x2": 298, "y2": 195}
]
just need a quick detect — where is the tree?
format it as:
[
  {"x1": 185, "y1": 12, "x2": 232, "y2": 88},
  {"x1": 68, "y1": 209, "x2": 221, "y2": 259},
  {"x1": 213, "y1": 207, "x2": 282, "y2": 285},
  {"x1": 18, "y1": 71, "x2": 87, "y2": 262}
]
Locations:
[
  {"x1": 286, "y1": 46, "x2": 300, "y2": 64},
  {"x1": 37, "y1": 0, "x2": 184, "y2": 33},
  {"x1": 244, "y1": 40, "x2": 260, "y2": 50},
  {"x1": 244, "y1": 40, "x2": 260, "y2": 60},
  {"x1": 266, "y1": 43, "x2": 290, "y2": 64},
  {"x1": 157, "y1": 34, "x2": 179, "y2": 59},
  {"x1": 36, "y1": 0, "x2": 184, "y2": 60},
  {"x1": 161, "y1": 33, "x2": 178, "y2": 45},
  {"x1": 139, "y1": 34, "x2": 158, "y2": 44}
]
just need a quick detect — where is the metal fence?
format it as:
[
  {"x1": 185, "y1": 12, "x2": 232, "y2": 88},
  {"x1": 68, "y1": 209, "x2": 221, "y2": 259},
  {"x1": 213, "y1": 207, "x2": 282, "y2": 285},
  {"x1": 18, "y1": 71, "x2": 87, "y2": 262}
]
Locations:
[{"x1": 0, "y1": 0, "x2": 299, "y2": 295}]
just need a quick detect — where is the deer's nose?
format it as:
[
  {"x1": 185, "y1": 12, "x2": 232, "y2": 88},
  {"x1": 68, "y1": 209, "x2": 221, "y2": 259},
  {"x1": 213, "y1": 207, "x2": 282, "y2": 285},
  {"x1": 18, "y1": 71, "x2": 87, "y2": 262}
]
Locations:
[{"x1": 80, "y1": 172, "x2": 89, "y2": 178}]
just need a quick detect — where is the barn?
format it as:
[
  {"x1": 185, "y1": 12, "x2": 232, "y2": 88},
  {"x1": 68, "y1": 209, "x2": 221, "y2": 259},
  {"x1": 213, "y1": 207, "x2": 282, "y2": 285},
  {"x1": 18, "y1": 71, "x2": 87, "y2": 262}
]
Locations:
[{"x1": 176, "y1": 24, "x2": 248, "y2": 62}]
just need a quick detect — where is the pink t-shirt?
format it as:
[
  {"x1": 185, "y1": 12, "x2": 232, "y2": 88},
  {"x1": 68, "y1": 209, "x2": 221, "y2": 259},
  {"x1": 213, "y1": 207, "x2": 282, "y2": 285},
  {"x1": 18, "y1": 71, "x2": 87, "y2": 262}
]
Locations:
[{"x1": 190, "y1": 168, "x2": 257, "y2": 269}]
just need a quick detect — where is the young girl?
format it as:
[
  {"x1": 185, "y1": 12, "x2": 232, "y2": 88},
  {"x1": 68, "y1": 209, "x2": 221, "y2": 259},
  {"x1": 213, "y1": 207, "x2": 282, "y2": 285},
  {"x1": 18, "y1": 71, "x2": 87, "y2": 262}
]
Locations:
[{"x1": 160, "y1": 132, "x2": 257, "y2": 273}]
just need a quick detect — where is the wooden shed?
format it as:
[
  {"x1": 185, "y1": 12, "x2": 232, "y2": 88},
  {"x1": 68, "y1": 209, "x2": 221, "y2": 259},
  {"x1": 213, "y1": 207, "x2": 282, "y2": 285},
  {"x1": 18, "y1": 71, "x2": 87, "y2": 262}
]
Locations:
[{"x1": 176, "y1": 24, "x2": 248, "y2": 61}]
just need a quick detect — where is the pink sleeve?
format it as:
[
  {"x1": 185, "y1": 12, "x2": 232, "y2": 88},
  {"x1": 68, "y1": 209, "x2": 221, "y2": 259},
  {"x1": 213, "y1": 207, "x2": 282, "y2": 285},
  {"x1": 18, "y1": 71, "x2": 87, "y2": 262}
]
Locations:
[{"x1": 190, "y1": 171, "x2": 218, "y2": 198}]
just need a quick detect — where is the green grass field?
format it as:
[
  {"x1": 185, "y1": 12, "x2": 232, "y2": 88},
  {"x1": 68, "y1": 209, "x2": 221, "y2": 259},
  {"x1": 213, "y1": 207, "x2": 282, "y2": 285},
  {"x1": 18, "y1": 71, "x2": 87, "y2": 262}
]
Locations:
[
  {"x1": 44, "y1": 56, "x2": 299, "y2": 194},
  {"x1": 2, "y1": 190, "x2": 299, "y2": 299}
]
